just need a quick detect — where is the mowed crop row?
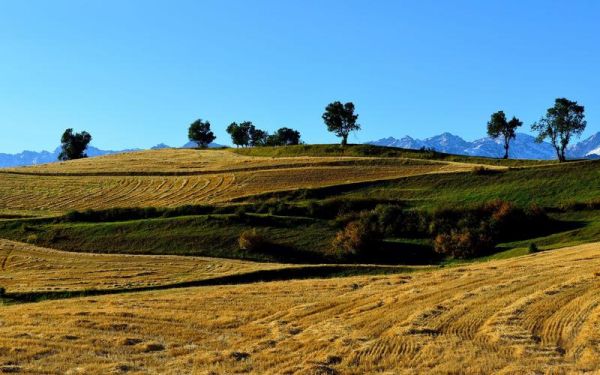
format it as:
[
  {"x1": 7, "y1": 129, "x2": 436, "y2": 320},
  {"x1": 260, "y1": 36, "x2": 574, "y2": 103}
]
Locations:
[
  {"x1": 0, "y1": 243, "x2": 599, "y2": 374},
  {"x1": 3, "y1": 148, "x2": 465, "y2": 175},
  {"x1": 0, "y1": 239, "x2": 286, "y2": 293},
  {"x1": 0, "y1": 155, "x2": 474, "y2": 213}
]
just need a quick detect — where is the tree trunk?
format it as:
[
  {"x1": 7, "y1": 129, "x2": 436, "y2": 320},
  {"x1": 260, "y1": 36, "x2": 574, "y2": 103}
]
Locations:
[
  {"x1": 503, "y1": 141, "x2": 509, "y2": 159},
  {"x1": 553, "y1": 146, "x2": 563, "y2": 162},
  {"x1": 341, "y1": 134, "x2": 348, "y2": 146},
  {"x1": 560, "y1": 147, "x2": 567, "y2": 163}
]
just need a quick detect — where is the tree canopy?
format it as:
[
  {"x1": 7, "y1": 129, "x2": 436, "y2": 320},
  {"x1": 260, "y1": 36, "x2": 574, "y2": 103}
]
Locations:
[
  {"x1": 486, "y1": 111, "x2": 522, "y2": 159},
  {"x1": 322, "y1": 101, "x2": 360, "y2": 146},
  {"x1": 266, "y1": 127, "x2": 301, "y2": 146},
  {"x1": 249, "y1": 127, "x2": 268, "y2": 147},
  {"x1": 532, "y1": 98, "x2": 586, "y2": 162},
  {"x1": 58, "y1": 128, "x2": 92, "y2": 161},
  {"x1": 188, "y1": 119, "x2": 216, "y2": 148},
  {"x1": 226, "y1": 121, "x2": 254, "y2": 147}
]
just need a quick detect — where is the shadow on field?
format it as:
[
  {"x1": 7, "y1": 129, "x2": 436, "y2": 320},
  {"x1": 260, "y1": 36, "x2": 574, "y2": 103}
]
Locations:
[{"x1": 4, "y1": 264, "x2": 419, "y2": 304}]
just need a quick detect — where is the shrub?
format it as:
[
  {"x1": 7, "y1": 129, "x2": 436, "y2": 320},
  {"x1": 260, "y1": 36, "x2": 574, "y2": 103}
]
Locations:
[
  {"x1": 330, "y1": 220, "x2": 377, "y2": 258},
  {"x1": 238, "y1": 229, "x2": 267, "y2": 252},
  {"x1": 472, "y1": 166, "x2": 502, "y2": 175},
  {"x1": 433, "y1": 228, "x2": 494, "y2": 259},
  {"x1": 26, "y1": 234, "x2": 38, "y2": 244},
  {"x1": 371, "y1": 204, "x2": 428, "y2": 237},
  {"x1": 528, "y1": 243, "x2": 539, "y2": 253}
]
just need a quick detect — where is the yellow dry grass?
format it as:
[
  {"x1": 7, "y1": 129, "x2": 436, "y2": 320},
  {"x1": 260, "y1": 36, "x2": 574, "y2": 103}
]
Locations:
[
  {"x1": 0, "y1": 149, "x2": 478, "y2": 213},
  {"x1": 1, "y1": 242, "x2": 599, "y2": 374},
  {"x1": 0, "y1": 239, "x2": 285, "y2": 293}
]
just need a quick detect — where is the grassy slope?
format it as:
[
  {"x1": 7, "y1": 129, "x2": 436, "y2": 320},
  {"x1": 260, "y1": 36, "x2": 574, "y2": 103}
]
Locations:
[
  {"x1": 232, "y1": 143, "x2": 557, "y2": 166},
  {"x1": 245, "y1": 158, "x2": 598, "y2": 209},
  {"x1": 0, "y1": 215, "x2": 336, "y2": 262}
]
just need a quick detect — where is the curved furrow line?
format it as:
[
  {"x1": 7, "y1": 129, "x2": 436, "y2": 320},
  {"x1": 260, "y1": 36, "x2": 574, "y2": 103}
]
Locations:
[
  {"x1": 536, "y1": 279, "x2": 600, "y2": 350},
  {"x1": 203, "y1": 174, "x2": 239, "y2": 202},
  {"x1": 163, "y1": 177, "x2": 208, "y2": 206}
]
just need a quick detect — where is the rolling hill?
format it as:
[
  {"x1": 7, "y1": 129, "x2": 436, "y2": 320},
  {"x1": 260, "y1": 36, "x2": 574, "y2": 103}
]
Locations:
[{"x1": 0, "y1": 144, "x2": 600, "y2": 374}]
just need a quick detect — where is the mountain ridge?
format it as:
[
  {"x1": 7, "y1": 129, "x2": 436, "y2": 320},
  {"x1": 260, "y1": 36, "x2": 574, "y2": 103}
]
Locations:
[{"x1": 367, "y1": 132, "x2": 600, "y2": 160}]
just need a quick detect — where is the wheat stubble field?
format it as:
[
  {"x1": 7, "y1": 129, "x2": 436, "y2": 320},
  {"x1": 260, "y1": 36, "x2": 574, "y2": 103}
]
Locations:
[
  {"x1": 0, "y1": 149, "x2": 483, "y2": 214},
  {"x1": 0, "y1": 241, "x2": 599, "y2": 374},
  {"x1": 1, "y1": 148, "x2": 600, "y2": 374},
  {"x1": 0, "y1": 239, "x2": 291, "y2": 293}
]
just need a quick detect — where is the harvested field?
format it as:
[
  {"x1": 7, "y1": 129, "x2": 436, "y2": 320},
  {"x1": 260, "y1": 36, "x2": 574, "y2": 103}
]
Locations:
[
  {"x1": 0, "y1": 239, "x2": 285, "y2": 293},
  {"x1": 0, "y1": 149, "x2": 479, "y2": 213},
  {"x1": 0, "y1": 242, "x2": 599, "y2": 373}
]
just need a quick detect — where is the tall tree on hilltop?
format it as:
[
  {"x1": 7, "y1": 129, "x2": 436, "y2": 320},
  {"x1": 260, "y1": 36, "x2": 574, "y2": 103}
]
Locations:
[
  {"x1": 226, "y1": 122, "x2": 249, "y2": 147},
  {"x1": 268, "y1": 127, "x2": 301, "y2": 146},
  {"x1": 226, "y1": 121, "x2": 266, "y2": 147},
  {"x1": 249, "y1": 126, "x2": 268, "y2": 146},
  {"x1": 58, "y1": 128, "x2": 92, "y2": 161},
  {"x1": 188, "y1": 119, "x2": 216, "y2": 148},
  {"x1": 532, "y1": 98, "x2": 586, "y2": 162},
  {"x1": 322, "y1": 101, "x2": 360, "y2": 146},
  {"x1": 487, "y1": 111, "x2": 522, "y2": 159}
]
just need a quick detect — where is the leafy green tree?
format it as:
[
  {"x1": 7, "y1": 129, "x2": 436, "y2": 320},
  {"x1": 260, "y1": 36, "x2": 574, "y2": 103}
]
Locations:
[
  {"x1": 486, "y1": 111, "x2": 522, "y2": 159},
  {"x1": 322, "y1": 101, "x2": 360, "y2": 146},
  {"x1": 58, "y1": 128, "x2": 92, "y2": 161},
  {"x1": 532, "y1": 98, "x2": 587, "y2": 162},
  {"x1": 188, "y1": 119, "x2": 216, "y2": 148},
  {"x1": 249, "y1": 127, "x2": 268, "y2": 146},
  {"x1": 226, "y1": 122, "x2": 250, "y2": 147},
  {"x1": 273, "y1": 127, "x2": 301, "y2": 145}
]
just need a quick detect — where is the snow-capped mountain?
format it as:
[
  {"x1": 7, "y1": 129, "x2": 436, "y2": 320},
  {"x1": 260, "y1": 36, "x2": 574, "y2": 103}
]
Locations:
[
  {"x1": 568, "y1": 132, "x2": 600, "y2": 157},
  {"x1": 0, "y1": 146, "x2": 126, "y2": 168},
  {"x1": 369, "y1": 132, "x2": 600, "y2": 160}
]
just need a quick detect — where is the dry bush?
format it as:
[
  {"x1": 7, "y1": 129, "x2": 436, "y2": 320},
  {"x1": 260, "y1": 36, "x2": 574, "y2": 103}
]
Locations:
[
  {"x1": 434, "y1": 228, "x2": 494, "y2": 259},
  {"x1": 330, "y1": 220, "x2": 376, "y2": 258},
  {"x1": 238, "y1": 229, "x2": 267, "y2": 252}
]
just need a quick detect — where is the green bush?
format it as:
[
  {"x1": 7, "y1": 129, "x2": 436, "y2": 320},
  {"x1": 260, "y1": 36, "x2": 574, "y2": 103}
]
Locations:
[{"x1": 528, "y1": 243, "x2": 539, "y2": 253}]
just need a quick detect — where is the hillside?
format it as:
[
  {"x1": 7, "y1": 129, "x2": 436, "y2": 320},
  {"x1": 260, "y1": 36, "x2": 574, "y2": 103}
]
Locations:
[
  {"x1": 0, "y1": 144, "x2": 600, "y2": 373},
  {"x1": 0, "y1": 241, "x2": 599, "y2": 373},
  {"x1": 0, "y1": 148, "x2": 485, "y2": 214},
  {"x1": 0, "y1": 145, "x2": 597, "y2": 263}
]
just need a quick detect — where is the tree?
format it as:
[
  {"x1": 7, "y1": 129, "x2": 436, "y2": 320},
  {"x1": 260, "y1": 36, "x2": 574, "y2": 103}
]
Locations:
[
  {"x1": 226, "y1": 122, "x2": 250, "y2": 147},
  {"x1": 58, "y1": 128, "x2": 92, "y2": 161},
  {"x1": 249, "y1": 127, "x2": 268, "y2": 147},
  {"x1": 274, "y1": 127, "x2": 301, "y2": 145},
  {"x1": 532, "y1": 98, "x2": 586, "y2": 162},
  {"x1": 226, "y1": 121, "x2": 268, "y2": 147},
  {"x1": 322, "y1": 101, "x2": 360, "y2": 146},
  {"x1": 486, "y1": 111, "x2": 522, "y2": 159},
  {"x1": 188, "y1": 119, "x2": 216, "y2": 148}
]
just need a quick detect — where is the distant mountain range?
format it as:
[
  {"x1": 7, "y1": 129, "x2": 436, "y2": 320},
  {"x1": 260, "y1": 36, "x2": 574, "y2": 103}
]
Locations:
[
  {"x1": 367, "y1": 132, "x2": 600, "y2": 160},
  {"x1": 0, "y1": 142, "x2": 222, "y2": 168},
  {"x1": 2, "y1": 132, "x2": 598, "y2": 168}
]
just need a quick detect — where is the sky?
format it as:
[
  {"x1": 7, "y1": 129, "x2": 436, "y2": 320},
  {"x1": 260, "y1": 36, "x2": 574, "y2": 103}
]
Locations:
[{"x1": 1, "y1": 0, "x2": 599, "y2": 152}]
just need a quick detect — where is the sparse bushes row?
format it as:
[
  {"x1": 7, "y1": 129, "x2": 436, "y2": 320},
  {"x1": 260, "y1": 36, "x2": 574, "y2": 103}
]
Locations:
[
  {"x1": 557, "y1": 199, "x2": 600, "y2": 212},
  {"x1": 329, "y1": 200, "x2": 552, "y2": 259}
]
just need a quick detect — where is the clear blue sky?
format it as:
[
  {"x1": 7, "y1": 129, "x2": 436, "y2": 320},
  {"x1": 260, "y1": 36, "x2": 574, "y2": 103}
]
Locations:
[{"x1": 1, "y1": 0, "x2": 599, "y2": 152}]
